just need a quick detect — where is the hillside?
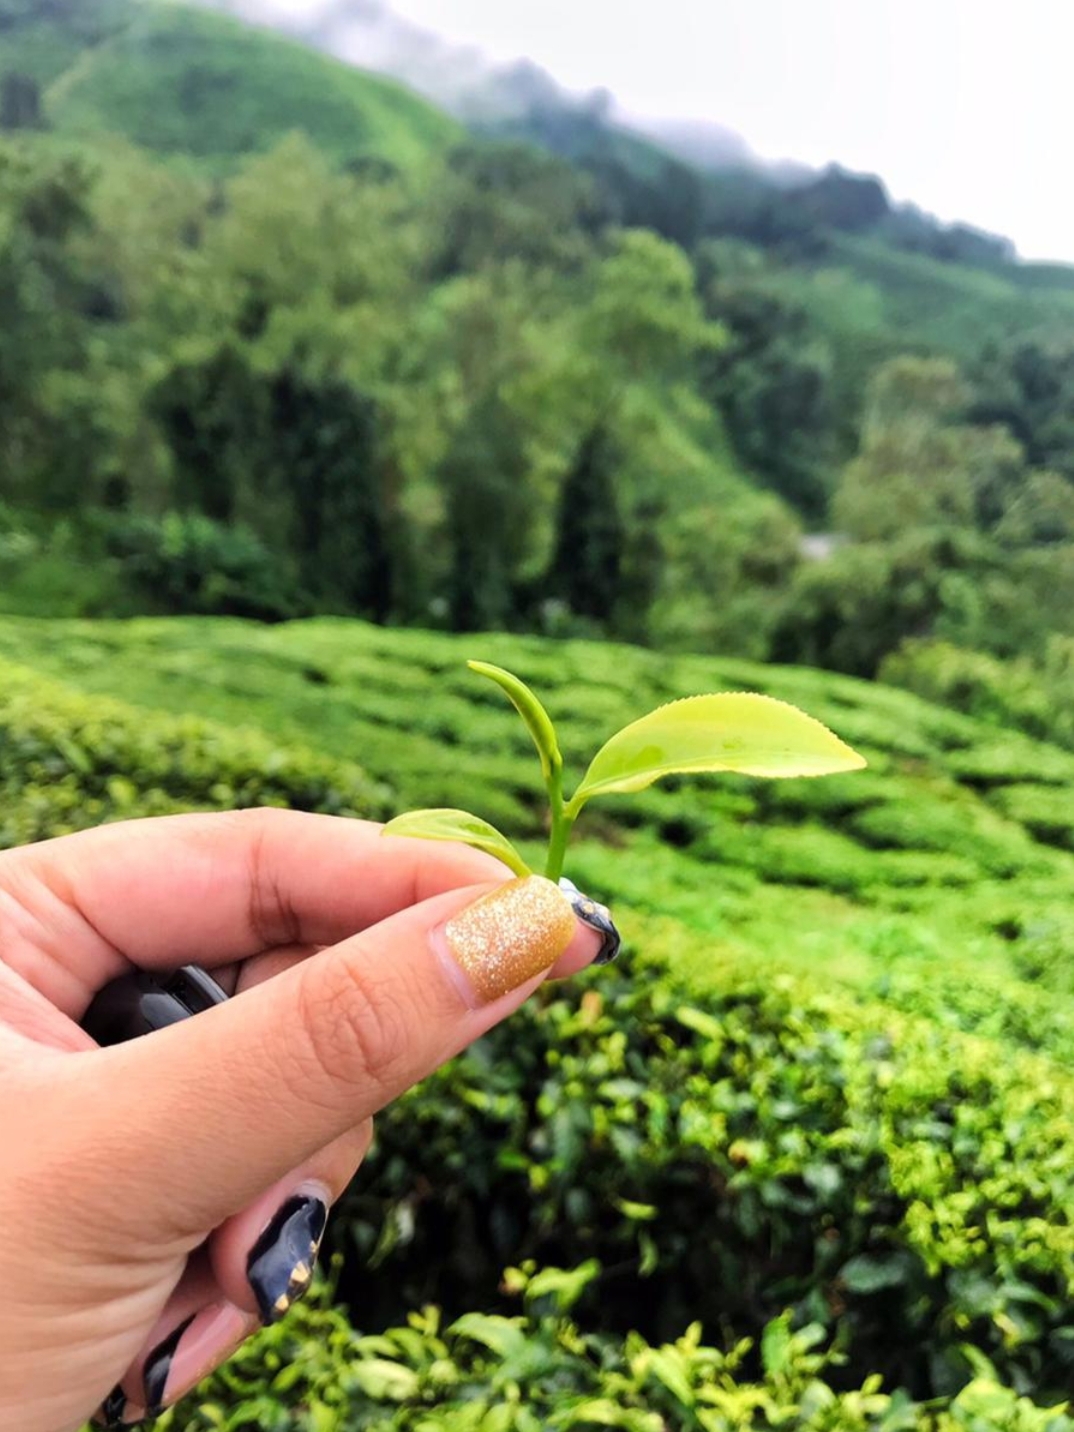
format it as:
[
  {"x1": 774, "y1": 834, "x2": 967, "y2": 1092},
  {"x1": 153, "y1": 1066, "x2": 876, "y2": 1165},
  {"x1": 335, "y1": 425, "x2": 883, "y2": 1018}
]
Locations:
[
  {"x1": 0, "y1": 0, "x2": 461, "y2": 169},
  {"x1": 5, "y1": 613, "x2": 1074, "y2": 1067},
  {"x1": 5, "y1": 0, "x2": 1074, "y2": 684},
  {"x1": 775, "y1": 233, "x2": 1074, "y2": 363},
  {"x1": 4, "y1": 614, "x2": 1074, "y2": 1423},
  {"x1": 188, "y1": 0, "x2": 1074, "y2": 356},
  {"x1": 0, "y1": 0, "x2": 133, "y2": 84},
  {"x1": 3, "y1": 0, "x2": 1073, "y2": 360}
]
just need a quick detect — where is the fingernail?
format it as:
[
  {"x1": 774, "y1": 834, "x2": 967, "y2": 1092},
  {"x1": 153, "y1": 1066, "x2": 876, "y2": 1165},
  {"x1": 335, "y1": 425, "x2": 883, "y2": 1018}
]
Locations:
[
  {"x1": 144, "y1": 1303, "x2": 255, "y2": 1414},
  {"x1": 558, "y1": 879, "x2": 622, "y2": 965},
  {"x1": 247, "y1": 1191, "x2": 329, "y2": 1324},
  {"x1": 92, "y1": 1386, "x2": 138, "y2": 1429},
  {"x1": 441, "y1": 875, "x2": 578, "y2": 1004},
  {"x1": 143, "y1": 1312, "x2": 196, "y2": 1413}
]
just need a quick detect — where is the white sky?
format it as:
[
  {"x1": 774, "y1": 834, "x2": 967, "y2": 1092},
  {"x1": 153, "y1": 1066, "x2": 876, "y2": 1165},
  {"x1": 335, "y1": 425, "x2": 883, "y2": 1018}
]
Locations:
[{"x1": 263, "y1": 0, "x2": 1073, "y2": 261}]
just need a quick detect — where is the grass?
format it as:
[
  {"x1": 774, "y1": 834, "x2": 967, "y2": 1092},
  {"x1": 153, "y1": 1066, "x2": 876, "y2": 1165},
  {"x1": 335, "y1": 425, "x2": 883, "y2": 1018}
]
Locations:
[
  {"x1": 6, "y1": 0, "x2": 461, "y2": 173},
  {"x1": 3, "y1": 613, "x2": 1074, "y2": 1068},
  {"x1": 769, "y1": 233, "x2": 1074, "y2": 366}
]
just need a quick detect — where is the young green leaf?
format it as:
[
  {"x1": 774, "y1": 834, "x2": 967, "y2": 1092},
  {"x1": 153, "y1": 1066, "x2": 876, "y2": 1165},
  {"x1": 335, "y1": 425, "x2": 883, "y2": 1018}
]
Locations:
[
  {"x1": 467, "y1": 660, "x2": 562, "y2": 782},
  {"x1": 382, "y1": 808, "x2": 532, "y2": 877},
  {"x1": 568, "y1": 693, "x2": 866, "y2": 810}
]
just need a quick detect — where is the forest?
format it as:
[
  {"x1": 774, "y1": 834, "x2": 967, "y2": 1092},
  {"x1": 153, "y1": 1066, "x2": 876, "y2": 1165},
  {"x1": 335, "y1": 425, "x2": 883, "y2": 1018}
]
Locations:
[
  {"x1": 4, "y1": 0, "x2": 1074, "y2": 695},
  {"x1": 4, "y1": 2, "x2": 1074, "y2": 1428}
]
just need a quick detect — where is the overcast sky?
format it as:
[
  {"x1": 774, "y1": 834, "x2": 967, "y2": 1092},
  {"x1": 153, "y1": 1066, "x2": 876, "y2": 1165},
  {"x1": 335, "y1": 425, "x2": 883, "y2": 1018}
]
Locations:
[{"x1": 255, "y1": 0, "x2": 1071, "y2": 261}]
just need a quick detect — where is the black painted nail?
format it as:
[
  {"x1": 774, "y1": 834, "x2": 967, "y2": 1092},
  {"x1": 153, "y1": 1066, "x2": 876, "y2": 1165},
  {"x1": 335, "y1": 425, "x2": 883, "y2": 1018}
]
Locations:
[
  {"x1": 143, "y1": 1313, "x2": 196, "y2": 1416},
  {"x1": 559, "y1": 879, "x2": 622, "y2": 965},
  {"x1": 247, "y1": 1194, "x2": 329, "y2": 1324},
  {"x1": 92, "y1": 1385, "x2": 134, "y2": 1429}
]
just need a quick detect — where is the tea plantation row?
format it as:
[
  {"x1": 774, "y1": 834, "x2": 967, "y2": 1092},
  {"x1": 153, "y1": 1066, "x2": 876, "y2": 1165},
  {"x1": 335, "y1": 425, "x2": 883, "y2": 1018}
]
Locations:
[
  {"x1": 7, "y1": 616, "x2": 1074, "y2": 1063},
  {"x1": 1, "y1": 617, "x2": 1070, "y2": 1426}
]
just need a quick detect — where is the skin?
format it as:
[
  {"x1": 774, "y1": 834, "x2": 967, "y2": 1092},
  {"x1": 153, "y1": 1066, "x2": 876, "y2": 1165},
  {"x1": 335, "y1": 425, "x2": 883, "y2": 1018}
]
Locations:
[{"x1": 0, "y1": 808, "x2": 602, "y2": 1432}]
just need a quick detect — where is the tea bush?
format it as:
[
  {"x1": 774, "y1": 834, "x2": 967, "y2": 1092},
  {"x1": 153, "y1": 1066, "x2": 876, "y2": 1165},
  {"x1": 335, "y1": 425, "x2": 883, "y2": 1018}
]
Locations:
[
  {"x1": 991, "y1": 785, "x2": 1074, "y2": 851},
  {"x1": 7, "y1": 616, "x2": 1073, "y2": 1422},
  {"x1": 882, "y1": 637, "x2": 1074, "y2": 755},
  {"x1": 96, "y1": 511, "x2": 304, "y2": 622},
  {"x1": 150, "y1": 1266, "x2": 1074, "y2": 1431},
  {"x1": 329, "y1": 968, "x2": 1074, "y2": 1403},
  {"x1": 0, "y1": 655, "x2": 391, "y2": 847}
]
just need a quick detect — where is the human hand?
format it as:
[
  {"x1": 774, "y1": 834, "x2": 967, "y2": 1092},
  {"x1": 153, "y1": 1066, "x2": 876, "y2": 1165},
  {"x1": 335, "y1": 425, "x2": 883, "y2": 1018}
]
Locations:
[{"x1": 0, "y1": 809, "x2": 605, "y2": 1432}]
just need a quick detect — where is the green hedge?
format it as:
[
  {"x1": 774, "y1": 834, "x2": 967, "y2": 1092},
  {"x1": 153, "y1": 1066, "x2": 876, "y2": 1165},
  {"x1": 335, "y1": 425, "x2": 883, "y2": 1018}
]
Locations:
[
  {"x1": 0, "y1": 656, "x2": 392, "y2": 846},
  {"x1": 882, "y1": 638, "x2": 1074, "y2": 754},
  {"x1": 8, "y1": 623, "x2": 1070, "y2": 1422},
  {"x1": 156, "y1": 1267, "x2": 1074, "y2": 1431},
  {"x1": 330, "y1": 969, "x2": 1074, "y2": 1404}
]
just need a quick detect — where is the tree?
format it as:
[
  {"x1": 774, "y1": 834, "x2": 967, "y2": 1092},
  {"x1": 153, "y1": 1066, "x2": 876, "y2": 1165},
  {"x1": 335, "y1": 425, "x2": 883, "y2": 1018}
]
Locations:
[
  {"x1": 149, "y1": 344, "x2": 266, "y2": 522},
  {"x1": 772, "y1": 528, "x2": 990, "y2": 676},
  {"x1": 588, "y1": 154, "x2": 705, "y2": 250},
  {"x1": 994, "y1": 470, "x2": 1074, "y2": 548},
  {"x1": 0, "y1": 144, "x2": 109, "y2": 508},
  {"x1": 971, "y1": 340, "x2": 1074, "y2": 481},
  {"x1": 429, "y1": 141, "x2": 602, "y2": 278},
  {"x1": 270, "y1": 369, "x2": 392, "y2": 619},
  {"x1": 583, "y1": 229, "x2": 724, "y2": 387},
  {"x1": 650, "y1": 494, "x2": 800, "y2": 659},
  {"x1": 700, "y1": 280, "x2": 836, "y2": 516},
  {"x1": 0, "y1": 73, "x2": 42, "y2": 130},
  {"x1": 788, "y1": 165, "x2": 890, "y2": 233},
  {"x1": 440, "y1": 394, "x2": 532, "y2": 631},
  {"x1": 832, "y1": 357, "x2": 1022, "y2": 540},
  {"x1": 545, "y1": 427, "x2": 625, "y2": 623}
]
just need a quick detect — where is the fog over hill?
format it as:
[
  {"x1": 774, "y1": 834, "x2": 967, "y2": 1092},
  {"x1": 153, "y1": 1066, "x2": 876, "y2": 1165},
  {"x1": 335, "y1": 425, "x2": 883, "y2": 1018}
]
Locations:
[
  {"x1": 193, "y1": 0, "x2": 1030, "y2": 262},
  {"x1": 193, "y1": 0, "x2": 803, "y2": 180}
]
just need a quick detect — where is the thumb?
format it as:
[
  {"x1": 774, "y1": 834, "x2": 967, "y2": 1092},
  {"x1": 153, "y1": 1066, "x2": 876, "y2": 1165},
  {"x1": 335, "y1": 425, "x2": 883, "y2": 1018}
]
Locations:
[{"x1": 51, "y1": 876, "x2": 599, "y2": 1244}]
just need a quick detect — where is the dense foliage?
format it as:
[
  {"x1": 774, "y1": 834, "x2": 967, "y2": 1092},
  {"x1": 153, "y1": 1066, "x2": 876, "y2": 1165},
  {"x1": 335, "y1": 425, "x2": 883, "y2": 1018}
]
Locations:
[
  {"x1": 4, "y1": 6, "x2": 1074, "y2": 1427},
  {"x1": 3, "y1": 0, "x2": 1074, "y2": 688},
  {"x1": 152, "y1": 1273, "x2": 1074, "y2": 1431},
  {"x1": 4, "y1": 615, "x2": 1072, "y2": 1425}
]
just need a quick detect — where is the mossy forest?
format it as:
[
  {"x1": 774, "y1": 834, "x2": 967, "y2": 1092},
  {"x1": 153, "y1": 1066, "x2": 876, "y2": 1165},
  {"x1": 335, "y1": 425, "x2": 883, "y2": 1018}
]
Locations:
[{"x1": 3, "y1": 1, "x2": 1074, "y2": 1426}]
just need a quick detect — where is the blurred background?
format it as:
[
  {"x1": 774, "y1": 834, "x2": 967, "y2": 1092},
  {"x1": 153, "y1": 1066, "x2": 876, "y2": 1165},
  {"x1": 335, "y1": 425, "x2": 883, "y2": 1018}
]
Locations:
[
  {"x1": 3, "y1": 0, "x2": 1074, "y2": 674},
  {"x1": 6, "y1": 4, "x2": 1074, "y2": 1427}
]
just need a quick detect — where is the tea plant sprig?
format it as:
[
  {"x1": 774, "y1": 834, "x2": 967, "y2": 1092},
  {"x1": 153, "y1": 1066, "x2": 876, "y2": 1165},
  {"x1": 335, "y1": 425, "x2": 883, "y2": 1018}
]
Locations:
[{"x1": 383, "y1": 660, "x2": 866, "y2": 881}]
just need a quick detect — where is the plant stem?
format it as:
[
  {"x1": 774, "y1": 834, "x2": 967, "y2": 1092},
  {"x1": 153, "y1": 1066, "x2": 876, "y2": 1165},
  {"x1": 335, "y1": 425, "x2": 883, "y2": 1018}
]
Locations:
[
  {"x1": 545, "y1": 808, "x2": 572, "y2": 882},
  {"x1": 544, "y1": 766, "x2": 572, "y2": 881}
]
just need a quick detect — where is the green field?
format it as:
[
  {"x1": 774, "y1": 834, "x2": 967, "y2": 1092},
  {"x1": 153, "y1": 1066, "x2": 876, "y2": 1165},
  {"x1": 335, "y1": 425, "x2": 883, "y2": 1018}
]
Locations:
[
  {"x1": 2, "y1": 0, "x2": 462, "y2": 171},
  {"x1": 7, "y1": 612, "x2": 1074, "y2": 1061},
  {"x1": 4, "y1": 616, "x2": 1074, "y2": 1424},
  {"x1": 767, "y1": 234, "x2": 1074, "y2": 367}
]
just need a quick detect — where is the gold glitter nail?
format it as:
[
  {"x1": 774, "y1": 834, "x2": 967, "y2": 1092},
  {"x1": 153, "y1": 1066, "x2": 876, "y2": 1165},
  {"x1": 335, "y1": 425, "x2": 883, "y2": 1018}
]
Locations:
[{"x1": 444, "y1": 876, "x2": 577, "y2": 1003}]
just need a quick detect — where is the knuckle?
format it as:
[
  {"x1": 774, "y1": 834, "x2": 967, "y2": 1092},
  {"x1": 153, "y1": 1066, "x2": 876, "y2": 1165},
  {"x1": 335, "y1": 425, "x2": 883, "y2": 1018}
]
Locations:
[{"x1": 293, "y1": 954, "x2": 411, "y2": 1107}]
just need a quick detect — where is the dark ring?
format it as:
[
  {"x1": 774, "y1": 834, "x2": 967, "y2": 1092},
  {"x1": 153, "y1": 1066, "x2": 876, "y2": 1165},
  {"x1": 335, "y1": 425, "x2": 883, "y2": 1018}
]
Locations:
[
  {"x1": 80, "y1": 964, "x2": 229, "y2": 1047},
  {"x1": 558, "y1": 878, "x2": 622, "y2": 966}
]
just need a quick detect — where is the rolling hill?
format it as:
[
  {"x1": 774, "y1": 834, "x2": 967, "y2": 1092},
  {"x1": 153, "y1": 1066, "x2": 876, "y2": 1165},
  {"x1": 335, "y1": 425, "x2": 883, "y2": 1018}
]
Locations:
[
  {"x1": 1, "y1": 0, "x2": 462, "y2": 170},
  {"x1": 3, "y1": 0, "x2": 1073, "y2": 364},
  {"x1": 5, "y1": 613, "x2": 1074, "y2": 1416},
  {"x1": 778, "y1": 232, "x2": 1074, "y2": 362},
  {"x1": 5, "y1": 611, "x2": 1074, "y2": 1066}
]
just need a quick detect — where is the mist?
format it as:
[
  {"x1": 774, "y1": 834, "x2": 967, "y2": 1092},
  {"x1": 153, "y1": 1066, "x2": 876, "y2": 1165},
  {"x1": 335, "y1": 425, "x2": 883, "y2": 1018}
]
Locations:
[{"x1": 194, "y1": 0, "x2": 774, "y2": 176}]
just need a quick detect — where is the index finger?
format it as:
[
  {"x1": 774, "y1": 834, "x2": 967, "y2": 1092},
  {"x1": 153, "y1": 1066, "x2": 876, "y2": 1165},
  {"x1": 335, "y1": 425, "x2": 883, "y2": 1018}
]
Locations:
[{"x1": 3, "y1": 809, "x2": 511, "y2": 1013}]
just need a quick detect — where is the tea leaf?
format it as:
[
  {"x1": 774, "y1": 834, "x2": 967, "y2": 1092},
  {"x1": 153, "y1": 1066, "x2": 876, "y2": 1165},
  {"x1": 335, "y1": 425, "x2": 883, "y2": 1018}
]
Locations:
[
  {"x1": 468, "y1": 660, "x2": 562, "y2": 782},
  {"x1": 383, "y1": 808, "x2": 531, "y2": 876},
  {"x1": 570, "y1": 693, "x2": 866, "y2": 807}
]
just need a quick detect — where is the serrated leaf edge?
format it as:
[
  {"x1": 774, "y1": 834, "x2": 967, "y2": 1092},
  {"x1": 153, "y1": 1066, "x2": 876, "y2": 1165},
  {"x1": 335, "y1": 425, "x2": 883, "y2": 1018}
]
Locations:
[{"x1": 592, "y1": 691, "x2": 867, "y2": 770}]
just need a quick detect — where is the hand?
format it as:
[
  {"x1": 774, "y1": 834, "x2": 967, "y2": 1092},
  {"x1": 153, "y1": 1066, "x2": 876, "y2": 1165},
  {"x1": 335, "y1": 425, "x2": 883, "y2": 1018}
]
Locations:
[{"x1": 0, "y1": 809, "x2": 603, "y2": 1432}]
